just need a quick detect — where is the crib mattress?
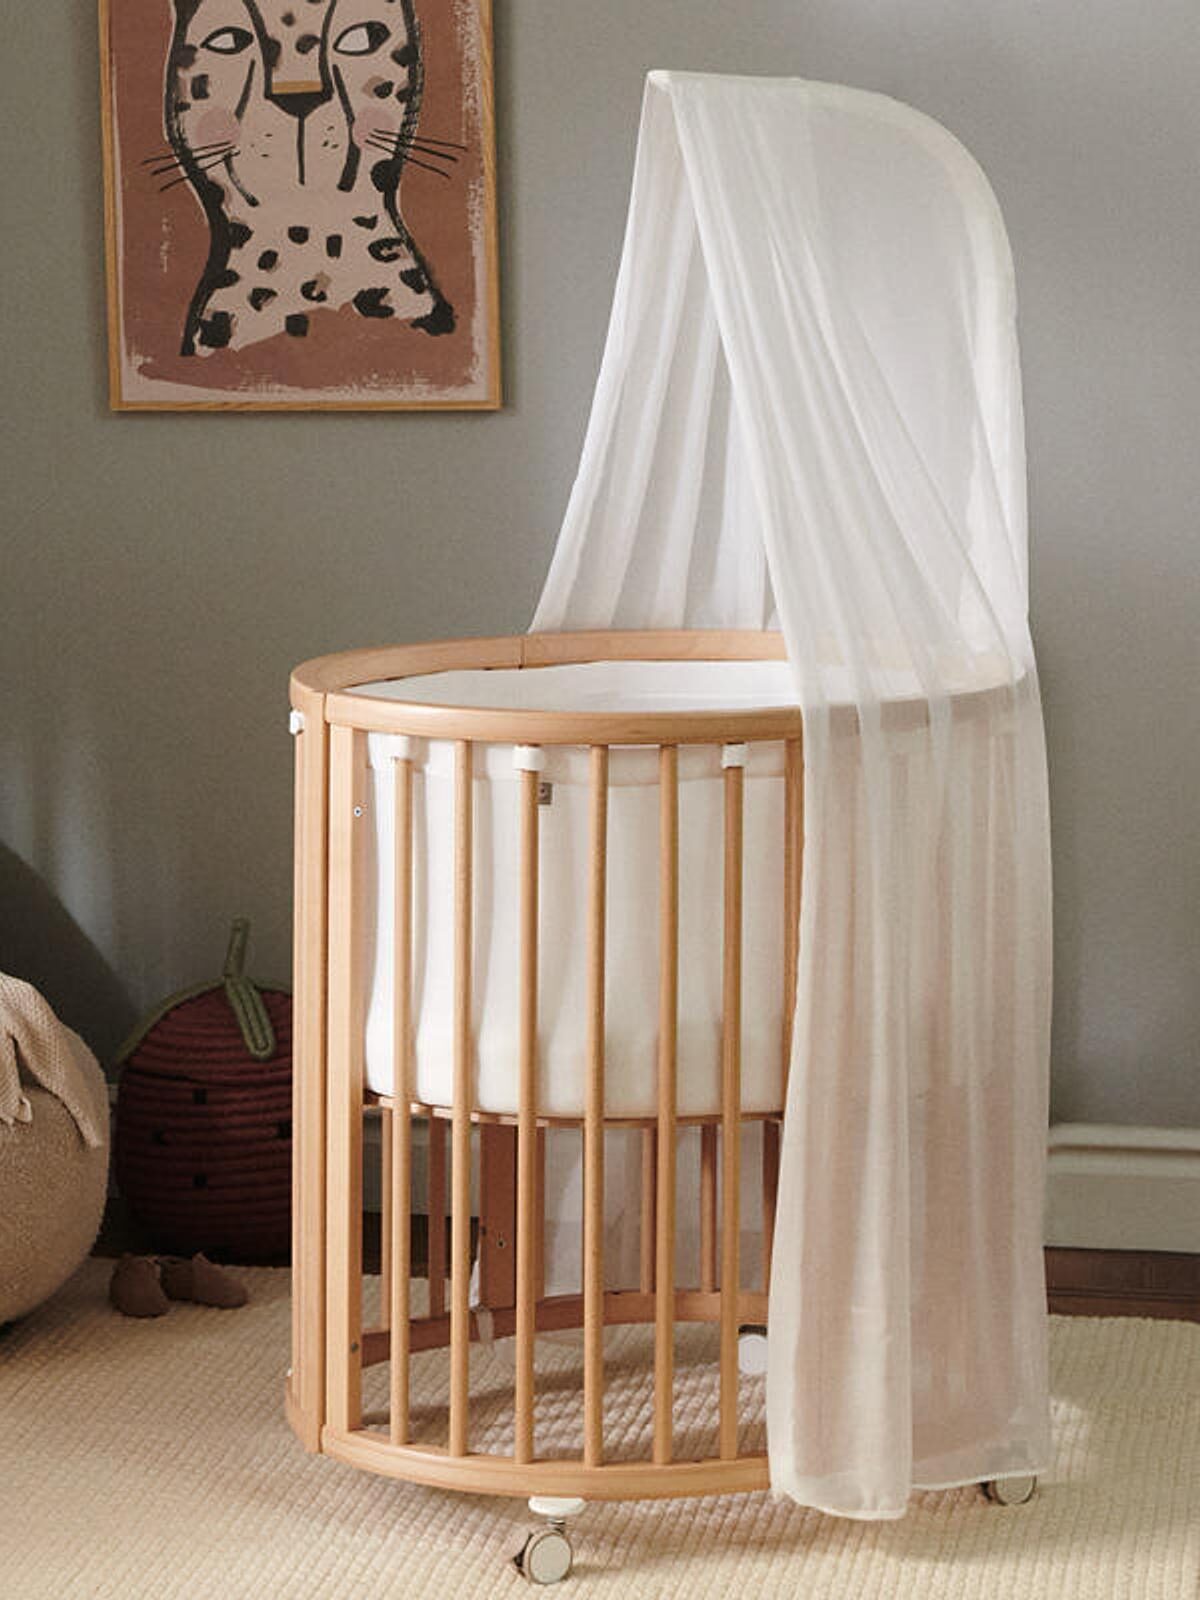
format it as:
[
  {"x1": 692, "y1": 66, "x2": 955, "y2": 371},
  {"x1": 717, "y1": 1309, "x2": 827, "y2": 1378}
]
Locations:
[{"x1": 360, "y1": 659, "x2": 800, "y2": 1118}]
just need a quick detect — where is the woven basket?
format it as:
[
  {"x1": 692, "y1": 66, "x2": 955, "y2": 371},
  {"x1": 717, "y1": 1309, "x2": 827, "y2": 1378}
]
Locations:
[{"x1": 114, "y1": 922, "x2": 292, "y2": 1263}]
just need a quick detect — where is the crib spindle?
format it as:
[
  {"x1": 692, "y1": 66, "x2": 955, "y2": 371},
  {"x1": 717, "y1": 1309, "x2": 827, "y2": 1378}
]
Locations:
[
  {"x1": 720, "y1": 753, "x2": 744, "y2": 1460},
  {"x1": 766, "y1": 734, "x2": 803, "y2": 1306},
  {"x1": 379, "y1": 1113, "x2": 392, "y2": 1329},
  {"x1": 514, "y1": 760, "x2": 540, "y2": 1464},
  {"x1": 761, "y1": 1119, "x2": 779, "y2": 1294},
  {"x1": 289, "y1": 696, "x2": 328, "y2": 1452},
  {"x1": 326, "y1": 724, "x2": 365, "y2": 1435},
  {"x1": 389, "y1": 752, "x2": 414, "y2": 1444},
  {"x1": 700, "y1": 1124, "x2": 718, "y2": 1294},
  {"x1": 639, "y1": 1130, "x2": 656, "y2": 1295},
  {"x1": 654, "y1": 744, "x2": 679, "y2": 1465},
  {"x1": 449, "y1": 740, "x2": 474, "y2": 1457},
  {"x1": 584, "y1": 746, "x2": 608, "y2": 1467},
  {"x1": 534, "y1": 1127, "x2": 547, "y2": 1301},
  {"x1": 782, "y1": 736, "x2": 803, "y2": 1097},
  {"x1": 427, "y1": 1116, "x2": 446, "y2": 1318}
]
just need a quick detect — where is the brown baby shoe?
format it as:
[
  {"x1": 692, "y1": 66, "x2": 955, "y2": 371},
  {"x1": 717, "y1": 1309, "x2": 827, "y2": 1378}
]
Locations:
[
  {"x1": 109, "y1": 1254, "x2": 170, "y2": 1318},
  {"x1": 159, "y1": 1253, "x2": 248, "y2": 1309}
]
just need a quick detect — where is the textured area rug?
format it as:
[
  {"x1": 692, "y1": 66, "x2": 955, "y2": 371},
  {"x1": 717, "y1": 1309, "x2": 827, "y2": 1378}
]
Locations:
[{"x1": 2, "y1": 1261, "x2": 1197, "y2": 1599}]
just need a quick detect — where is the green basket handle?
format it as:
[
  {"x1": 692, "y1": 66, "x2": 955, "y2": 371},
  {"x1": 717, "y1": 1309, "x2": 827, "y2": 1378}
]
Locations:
[
  {"x1": 113, "y1": 918, "x2": 284, "y2": 1069},
  {"x1": 222, "y1": 919, "x2": 276, "y2": 1062}
]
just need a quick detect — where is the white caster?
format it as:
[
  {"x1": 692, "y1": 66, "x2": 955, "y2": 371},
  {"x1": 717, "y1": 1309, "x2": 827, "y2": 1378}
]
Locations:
[
  {"x1": 513, "y1": 1497, "x2": 585, "y2": 1585},
  {"x1": 737, "y1": 1325, "x2": 769, "y2": 1377},
  {"x1": 982, "y1": 1474, "x2": 1037, "y2": 1506}
]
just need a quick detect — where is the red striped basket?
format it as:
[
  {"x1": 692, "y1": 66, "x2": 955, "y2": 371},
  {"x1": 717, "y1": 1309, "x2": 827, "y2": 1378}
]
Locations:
[{"x1": 114, "y1": 922, "x2": 292, "y2": 1263}]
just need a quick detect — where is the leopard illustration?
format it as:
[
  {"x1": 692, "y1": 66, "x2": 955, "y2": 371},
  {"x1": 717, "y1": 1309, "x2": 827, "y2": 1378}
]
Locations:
[{"x1": 161, "y1": 0, "x2": 454, "y2": 356}]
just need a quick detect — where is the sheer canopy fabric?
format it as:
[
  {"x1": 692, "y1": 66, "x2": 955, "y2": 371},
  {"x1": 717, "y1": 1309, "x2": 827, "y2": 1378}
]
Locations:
[{"x1": 533, "y1": 72, "x2": 1051, "y2": 1519}]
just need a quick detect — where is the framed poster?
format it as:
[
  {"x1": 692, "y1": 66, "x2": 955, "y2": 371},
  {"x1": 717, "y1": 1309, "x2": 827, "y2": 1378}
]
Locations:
[{"x1": 99, "y1": 0, "x2": 500, "y2": 410}]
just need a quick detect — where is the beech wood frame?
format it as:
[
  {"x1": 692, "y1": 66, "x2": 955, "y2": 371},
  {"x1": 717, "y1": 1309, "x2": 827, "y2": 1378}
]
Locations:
[{"x1": 287, "y1": 630, "x2": 803, "y2": 1499}]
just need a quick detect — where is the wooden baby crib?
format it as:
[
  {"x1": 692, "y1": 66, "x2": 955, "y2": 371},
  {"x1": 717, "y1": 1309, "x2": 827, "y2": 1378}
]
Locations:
[{"x1": 286, "y1": 629, "x2": 806, "y2": 1581}]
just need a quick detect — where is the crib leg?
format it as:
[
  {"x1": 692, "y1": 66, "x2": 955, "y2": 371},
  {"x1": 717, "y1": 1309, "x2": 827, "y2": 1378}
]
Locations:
[{"x1": 513, "y1": 1497, "x2": 585, "y2": 1585}]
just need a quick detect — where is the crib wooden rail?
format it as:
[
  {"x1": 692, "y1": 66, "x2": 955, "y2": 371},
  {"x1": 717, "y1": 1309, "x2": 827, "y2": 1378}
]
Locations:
[{"x1": 287, "y1": 631, "x2": 804, "y2": 1501}]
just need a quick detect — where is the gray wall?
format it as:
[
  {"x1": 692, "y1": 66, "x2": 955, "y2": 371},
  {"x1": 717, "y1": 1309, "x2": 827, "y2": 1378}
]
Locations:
[{"x1": 2, "y1": 2, "x2": 1197, "y2": 1125}]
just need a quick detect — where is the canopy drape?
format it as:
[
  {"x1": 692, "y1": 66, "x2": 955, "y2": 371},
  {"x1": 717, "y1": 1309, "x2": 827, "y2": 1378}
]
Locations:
[{"x1": 533, "y1": 71, "x2": 1051, "y2": 1519}]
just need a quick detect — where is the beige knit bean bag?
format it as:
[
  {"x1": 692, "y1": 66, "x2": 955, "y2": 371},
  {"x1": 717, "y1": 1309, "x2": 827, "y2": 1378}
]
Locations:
[{"x1": 0, "y1": 976, "x2": 110, "y2": 1325}]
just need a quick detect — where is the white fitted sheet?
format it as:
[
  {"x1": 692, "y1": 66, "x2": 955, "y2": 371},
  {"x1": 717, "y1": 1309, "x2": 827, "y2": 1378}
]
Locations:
[{"x1": 360, "y1": 660, "x2": 797, "y2": 1116}]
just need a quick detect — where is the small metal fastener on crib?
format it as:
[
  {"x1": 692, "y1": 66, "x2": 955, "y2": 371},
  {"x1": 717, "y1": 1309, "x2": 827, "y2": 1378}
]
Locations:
[
  {"x1": 288, "y1": 710, "x2": 305, "y2": 736},
  {"x1": 722, "y1": 742, "x2": 749, "y2": 768}
]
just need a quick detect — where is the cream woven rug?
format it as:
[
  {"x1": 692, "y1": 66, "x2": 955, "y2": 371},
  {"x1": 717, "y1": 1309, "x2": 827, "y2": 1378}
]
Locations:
[{"x1": 3, "y1": 1261, "x2": 1197, "y2": 1599}]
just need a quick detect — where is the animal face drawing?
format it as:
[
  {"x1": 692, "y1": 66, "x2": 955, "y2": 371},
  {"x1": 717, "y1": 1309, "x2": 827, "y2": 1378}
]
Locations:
[{"x1": 160, "y1": 0, "x2": 456, "y2": 355}]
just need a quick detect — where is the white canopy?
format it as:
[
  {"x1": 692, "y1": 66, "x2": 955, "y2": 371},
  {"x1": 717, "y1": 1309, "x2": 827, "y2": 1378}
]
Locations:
[{"x1": 534, "y1": 71, "x2": 1052, "y2": 1518}]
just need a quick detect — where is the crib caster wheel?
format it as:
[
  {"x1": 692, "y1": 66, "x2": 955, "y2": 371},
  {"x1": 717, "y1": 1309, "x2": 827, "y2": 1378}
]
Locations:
[
  {"x1": 514, "y1": 1527, "x2": 573, "y2": 1585},
  {"x1": 514, "y1": 1497, "x2": 584, "y2": 1585},
  {"x1": 982, "y1": 1474, "x2": 1037, "y2": 1506},
  {"x1": 737, "y1": 1325, "x2": 769, "y2": 1376}
]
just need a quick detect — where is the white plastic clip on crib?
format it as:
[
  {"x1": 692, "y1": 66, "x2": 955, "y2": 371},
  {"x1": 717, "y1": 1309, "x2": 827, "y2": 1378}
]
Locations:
[{"x1": 287, "y1": 70, "x2": 1052, "y2": 1580}]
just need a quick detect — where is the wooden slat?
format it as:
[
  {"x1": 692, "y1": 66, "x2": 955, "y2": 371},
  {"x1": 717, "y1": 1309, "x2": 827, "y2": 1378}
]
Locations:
[
  {"x1": 388, "y1": 1106, "x2": 413, "y2": 1444},
  {"x1": 584, "y1": 746, "x2": 608, "y2": 1467},
  {"x1": 379, "y1": 1109, "x2": 392, "y2": 1329},
  {"x1": 427, "y1": 1116, "x2": 447, "y2": 1318},
  {"x1": 449, "y1": 741, "x2": 474, "y2": 1457},
  {"x1": 534, "y1": 1127, "x2": 547, "y2": 1301},
  {"x1": 654, "y1": 745, "x2": 678, "y2": 1465},
  {"x1": 720, "y1": 762, "x2": 744, "y2": 1459},
  {"x1": 639, "y1": 1130, "x2": 656, "y2": 1295},
  {"x1": 325, "y1": 724, "x2": 365, "y2": 1436},
  {"x1": 389, "y1": 753, "x2": 414, "y2": 1444},
  {"x1": 761, "y1": 1120, "x2": 779, "y2": 1294},
  {"x1": 288, "y1": 687, "x2": 329, "y2": 1451},
  {"x1": 515, "y1": 765, "x2": 540, "y2": 1464},
  {"x1": 782, "y1": 737, "x2": 803, "y2": 1099},
  {"x1": 700, "y1": 1125, "x2": 718, "y2": 1294}
]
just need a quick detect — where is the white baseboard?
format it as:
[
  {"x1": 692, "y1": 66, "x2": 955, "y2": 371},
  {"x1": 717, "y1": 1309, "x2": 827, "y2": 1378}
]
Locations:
[{"x1": 1047, "y1": 1123, "x2": 1200, "y2": 1253}]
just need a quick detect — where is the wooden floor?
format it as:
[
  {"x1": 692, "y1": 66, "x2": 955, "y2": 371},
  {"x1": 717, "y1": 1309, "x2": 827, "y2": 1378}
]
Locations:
[{"x1": 96, "y1": 1199, "x2": 1199, "y2": 1321}]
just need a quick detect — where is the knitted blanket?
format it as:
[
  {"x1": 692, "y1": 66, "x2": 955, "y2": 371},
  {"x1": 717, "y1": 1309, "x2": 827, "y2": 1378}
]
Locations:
[{"x1": 0, "y1": 974, "x2": 106, "y2": 1148}]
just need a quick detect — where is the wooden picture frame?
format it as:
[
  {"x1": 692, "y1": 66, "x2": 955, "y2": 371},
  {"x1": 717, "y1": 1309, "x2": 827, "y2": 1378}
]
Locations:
[{"x1": 99, "y1": 0, "x2": 500, "y2": 411}]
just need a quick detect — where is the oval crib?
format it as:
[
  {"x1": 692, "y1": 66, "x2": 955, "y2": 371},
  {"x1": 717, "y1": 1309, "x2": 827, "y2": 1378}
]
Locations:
[
  {"x1": 286, "y1": 629, "x2": 1038, "y2": 1579},
  {"x1": 286, "y1": 631, "x2": 807, "y2": 1551}
]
